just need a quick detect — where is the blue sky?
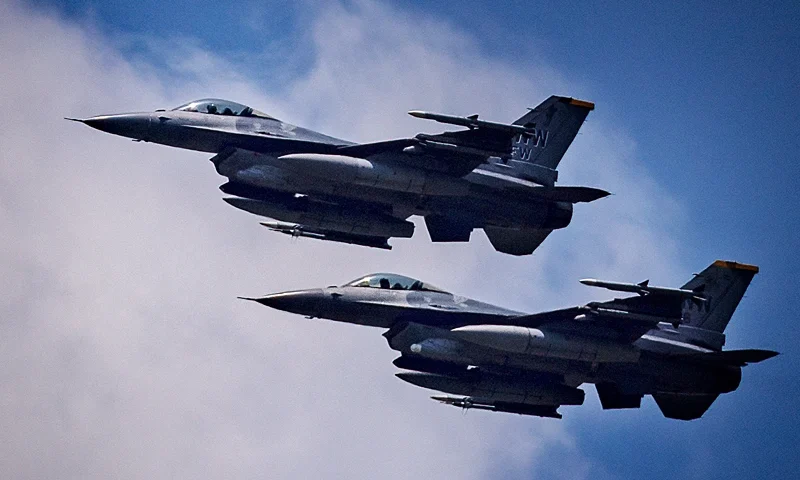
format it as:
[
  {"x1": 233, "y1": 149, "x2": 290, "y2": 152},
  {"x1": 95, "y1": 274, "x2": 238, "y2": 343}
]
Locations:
[{"x1": 4, "y1": 1, "x2": 800, "y2": 478}]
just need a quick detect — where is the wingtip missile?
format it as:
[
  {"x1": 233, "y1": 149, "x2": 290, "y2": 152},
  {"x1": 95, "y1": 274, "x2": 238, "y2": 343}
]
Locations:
[
  {"x1": 580, "y1": 278, "x2": 653, "y2": 294},
  {"x1": 408, "y1": 110, "x2": 537, "y2": 135},
  {"x1": 408, "y1": 110, "x2": 473, "y2": 126},
  {"x1": 260, "y1": 220, "x2": 303, "y2": 235},
  {"x1": 580, "y1": 278, "x2": 707, "y2": 302}
]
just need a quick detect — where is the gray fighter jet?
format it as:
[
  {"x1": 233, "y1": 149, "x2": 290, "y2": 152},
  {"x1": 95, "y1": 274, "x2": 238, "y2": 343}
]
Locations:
[
  {"x1": 242, "y1": 261, "x2": 777, "y2": 420},
  {"x1": 68, "y1": 96, "x2": 608, "y2": 254}
]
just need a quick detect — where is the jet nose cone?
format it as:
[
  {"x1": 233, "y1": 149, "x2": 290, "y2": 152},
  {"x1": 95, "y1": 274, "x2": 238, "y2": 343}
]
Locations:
[
  {"x1": 79, "y1": 113, "x2": 151, "y2": 139},
  {"x1": 243, "y1": 289, "x2": 327, "y2": 316}
]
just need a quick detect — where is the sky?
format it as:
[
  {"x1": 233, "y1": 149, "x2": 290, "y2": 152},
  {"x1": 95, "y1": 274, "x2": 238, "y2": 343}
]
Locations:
[{"x1": 1, "y1": 0, "x2": 798, "y2": 478}]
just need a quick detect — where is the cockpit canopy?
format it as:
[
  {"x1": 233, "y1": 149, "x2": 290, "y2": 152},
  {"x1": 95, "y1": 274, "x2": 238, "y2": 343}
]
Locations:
[
  {"x1": 343, "y1": 273, "x2": 448, "y2": 293},
  {"x1": 172, "y1": 98, "x2": 275, "y2": 119}
]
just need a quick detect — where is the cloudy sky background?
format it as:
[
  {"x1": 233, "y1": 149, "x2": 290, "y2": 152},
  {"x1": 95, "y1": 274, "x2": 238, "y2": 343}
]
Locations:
[{"x1": 1, "y1": 0, "x2": 798, "y2": 478}]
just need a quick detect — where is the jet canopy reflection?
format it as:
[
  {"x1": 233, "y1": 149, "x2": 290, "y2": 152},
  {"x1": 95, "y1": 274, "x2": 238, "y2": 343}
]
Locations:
[
  {"x1": 343, "y1": 273, "x2": 448, "y2": 293},
  {"x1": 172, "y1": 98, "x2": 275, "y2": 119}
]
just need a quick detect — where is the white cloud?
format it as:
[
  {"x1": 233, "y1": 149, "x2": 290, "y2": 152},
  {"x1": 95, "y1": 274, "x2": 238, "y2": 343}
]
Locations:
[{"x1": 0, "y1": 1, "x2": 684, "y2": 479}]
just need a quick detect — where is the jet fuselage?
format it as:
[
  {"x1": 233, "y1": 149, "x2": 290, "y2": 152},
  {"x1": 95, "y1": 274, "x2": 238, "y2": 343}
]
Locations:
[
  {"x1": 250, "y1": 280, "x2": 743, "y2": 397},
  {"x1": 81, "y1": 109, "x2": 574, "y2": 227},
  {"x1": 71, "y1": 96, "x2": 604, "y2": 253}
]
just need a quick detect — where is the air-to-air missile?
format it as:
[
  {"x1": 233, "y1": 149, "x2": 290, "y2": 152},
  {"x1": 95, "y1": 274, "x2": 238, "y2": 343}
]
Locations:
[{"x1": 579, "y1": 278, "x2": 708, "y2": 303}]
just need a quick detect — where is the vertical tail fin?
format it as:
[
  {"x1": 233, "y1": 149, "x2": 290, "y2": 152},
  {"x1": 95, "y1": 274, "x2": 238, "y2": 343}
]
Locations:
[
  {"x1": 681, "y1": 260, "x2": 759, "y2": 333},
  {"x1": 510, "y1": 96, "x2": 594, "y2": 170}
]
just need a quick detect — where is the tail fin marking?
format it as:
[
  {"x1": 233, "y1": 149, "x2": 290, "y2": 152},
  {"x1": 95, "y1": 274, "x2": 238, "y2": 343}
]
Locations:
[
  {"x1": 680, "y1": 260, "x2": 759, "y2": 333},
  {"x1": 510, "y1": 96, "x2": 594, "y2": 170}
]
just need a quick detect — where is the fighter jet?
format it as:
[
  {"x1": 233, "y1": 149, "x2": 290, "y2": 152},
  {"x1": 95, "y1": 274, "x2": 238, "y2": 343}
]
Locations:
[
  {"x1": 68, "y1": 96, "x2": 608, "y2": 254},
  {"x1": 242, "y1": 261, "x2": 777, "y2": 420}
]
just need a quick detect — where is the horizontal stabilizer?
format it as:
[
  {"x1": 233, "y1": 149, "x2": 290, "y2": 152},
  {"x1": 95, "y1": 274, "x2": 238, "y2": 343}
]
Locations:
[
  {"x1": 526, "y1": 186, "x2": 610, "y2": 203},
  {"x1": 694, "y1": 349, "x2": 779, "y2": 366}
]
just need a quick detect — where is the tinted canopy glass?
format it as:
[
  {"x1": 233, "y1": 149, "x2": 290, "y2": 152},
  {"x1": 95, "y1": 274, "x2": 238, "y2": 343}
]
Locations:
[
  {"x1": 343, "y1": 273, "x2": 448, "y2": 293},
  {"x1": 172, "y1": 98, "x2": 275, "y2": 119}
]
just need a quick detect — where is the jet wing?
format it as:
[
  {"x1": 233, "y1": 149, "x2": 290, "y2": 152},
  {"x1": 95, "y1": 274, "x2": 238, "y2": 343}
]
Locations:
[
  {"x1": 336, "y1": 136, "x2": 490, "y2": 177},
  {"x1": 681, "y1": 349, "x2": 779, "y2": 367},
  {"x1": 535, "y1": 292, "x2": 691, "y2": 342},
  {"x1": 336, "y1": 113, "x2": 531, "y2": 178},
  {"x1": 507, "y1": 307, "x2": 586, "y2": 328},
  {"x1": 509, "y1": 304, "x2": 663, "y2": 344},
  {"x1": 335, "y1": 139, "x2": 418, "y2": 157}
]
